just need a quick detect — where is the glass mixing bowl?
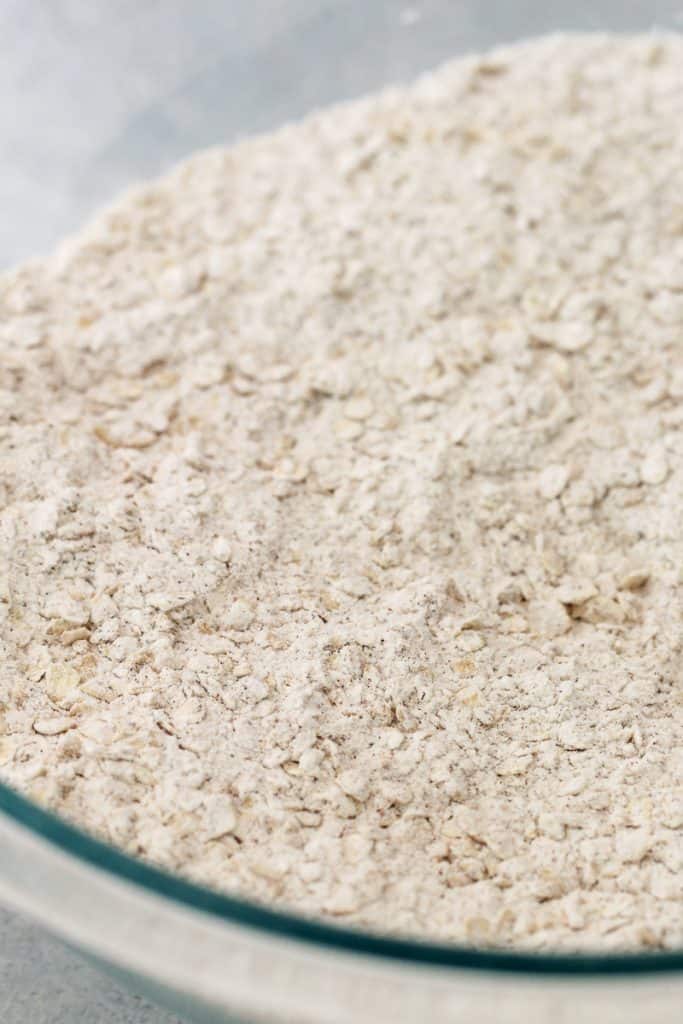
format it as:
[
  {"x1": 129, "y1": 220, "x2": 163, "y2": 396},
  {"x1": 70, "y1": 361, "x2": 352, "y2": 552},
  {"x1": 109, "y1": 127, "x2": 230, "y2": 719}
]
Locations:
[
  {"x1": 1, "y1": 3, "x2": 682, "y2": 1021},
  {"x1": 0, "y1": 784, "x2": 682, "y2": 1024}
]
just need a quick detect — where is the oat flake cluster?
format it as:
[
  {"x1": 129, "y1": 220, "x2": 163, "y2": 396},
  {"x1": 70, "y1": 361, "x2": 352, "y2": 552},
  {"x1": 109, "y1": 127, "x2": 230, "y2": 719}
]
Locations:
[{"x1": 1, "y1": 34, "x2": 682, "y2": 952}]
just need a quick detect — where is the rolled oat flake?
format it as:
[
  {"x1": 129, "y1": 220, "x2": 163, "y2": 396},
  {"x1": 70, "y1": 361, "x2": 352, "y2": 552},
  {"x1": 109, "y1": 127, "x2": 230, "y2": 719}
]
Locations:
[{"x1": 1, "y1": 33, "x2": 682, "y2": 952}]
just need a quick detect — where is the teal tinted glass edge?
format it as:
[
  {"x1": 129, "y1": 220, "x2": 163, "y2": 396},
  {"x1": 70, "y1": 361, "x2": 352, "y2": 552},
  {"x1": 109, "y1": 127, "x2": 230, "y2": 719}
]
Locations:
[{"x1": 1, "y1": 780, "x2": 681, "y2": 976}]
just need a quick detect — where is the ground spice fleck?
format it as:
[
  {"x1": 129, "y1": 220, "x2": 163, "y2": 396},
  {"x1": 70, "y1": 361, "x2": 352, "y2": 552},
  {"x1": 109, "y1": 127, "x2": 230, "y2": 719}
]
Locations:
[{"x1": 0, "y1": 33, "x2": 682, "y2": 952}]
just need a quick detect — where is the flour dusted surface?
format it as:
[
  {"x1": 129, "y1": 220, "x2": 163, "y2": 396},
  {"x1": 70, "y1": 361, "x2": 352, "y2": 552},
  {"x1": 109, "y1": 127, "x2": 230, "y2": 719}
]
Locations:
[{"x1": 1, "y1": 34, "x2": 682, "y2": 952}]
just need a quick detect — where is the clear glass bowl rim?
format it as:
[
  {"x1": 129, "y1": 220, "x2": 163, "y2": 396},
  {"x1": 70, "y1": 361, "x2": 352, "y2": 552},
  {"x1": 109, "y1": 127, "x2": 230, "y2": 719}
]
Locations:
[{"x1": 1, "y1": 779, "x2": 681, "y2": 976}]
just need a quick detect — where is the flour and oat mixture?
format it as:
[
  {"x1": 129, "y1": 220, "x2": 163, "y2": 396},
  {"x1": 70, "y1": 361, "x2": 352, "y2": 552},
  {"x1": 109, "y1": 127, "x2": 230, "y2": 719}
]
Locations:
[{"x1": 0, "y1": 34, "x2": 682, "y2": 952}]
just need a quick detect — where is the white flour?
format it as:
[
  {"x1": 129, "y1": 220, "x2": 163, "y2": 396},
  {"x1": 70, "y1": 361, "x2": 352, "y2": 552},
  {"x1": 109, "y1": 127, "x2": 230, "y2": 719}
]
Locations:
[{"x1": 0, "y1": 33, "x2": 681, "y2": 952}]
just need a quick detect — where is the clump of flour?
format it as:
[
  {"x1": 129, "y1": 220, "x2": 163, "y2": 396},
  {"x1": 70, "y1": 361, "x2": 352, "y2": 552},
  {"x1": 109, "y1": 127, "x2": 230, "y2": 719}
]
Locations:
[{"x1": 0, "y1": 33, "x2": 681, "y2": 952}]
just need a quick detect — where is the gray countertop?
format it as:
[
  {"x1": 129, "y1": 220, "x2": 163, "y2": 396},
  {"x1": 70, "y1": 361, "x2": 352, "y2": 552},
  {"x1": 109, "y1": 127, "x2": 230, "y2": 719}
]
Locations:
[
  {"x1": 0, "y1": 907, "x2": 180, "y2": 1023},
  {"x1": 1, "y1": 2, "x2": 681, "y2": 1022}
]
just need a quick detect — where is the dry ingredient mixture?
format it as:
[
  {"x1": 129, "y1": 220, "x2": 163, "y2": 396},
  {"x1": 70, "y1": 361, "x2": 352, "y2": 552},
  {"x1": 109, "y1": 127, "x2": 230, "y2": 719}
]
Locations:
[{"x1": 0, "y1": 34, "x2": 682, "y2": 952}]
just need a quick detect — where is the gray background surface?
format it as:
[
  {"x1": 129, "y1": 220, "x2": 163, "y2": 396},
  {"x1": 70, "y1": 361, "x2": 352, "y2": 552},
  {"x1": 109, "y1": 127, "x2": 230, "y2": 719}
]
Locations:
[{"x1": 1, "y1": 1, "x2": 681, "y2": 1022}]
